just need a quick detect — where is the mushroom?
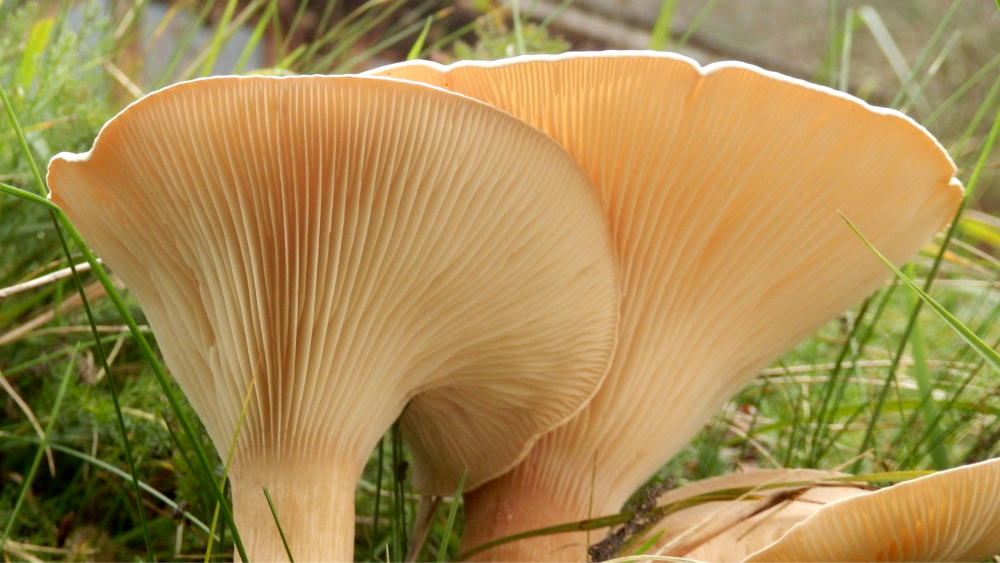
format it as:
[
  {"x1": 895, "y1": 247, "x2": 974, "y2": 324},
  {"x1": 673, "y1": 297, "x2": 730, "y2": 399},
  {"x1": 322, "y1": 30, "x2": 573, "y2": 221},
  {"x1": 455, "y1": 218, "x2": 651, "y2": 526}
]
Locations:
[
  {"x1": 366, "y1": 51, "x2": 963, "y2": 561},
  {"x1": 601, "y1": 459, "x2": 1000, "y2": 561},
  {"x1": 744, "y1": 457, "x2": 1000, "y2": 561},
  {"x1": 641, "y1": 469, "x2": 871, "y2": 560},
  {"x1": 46, "y1": 75, "x2": 621, "y2": 561}
]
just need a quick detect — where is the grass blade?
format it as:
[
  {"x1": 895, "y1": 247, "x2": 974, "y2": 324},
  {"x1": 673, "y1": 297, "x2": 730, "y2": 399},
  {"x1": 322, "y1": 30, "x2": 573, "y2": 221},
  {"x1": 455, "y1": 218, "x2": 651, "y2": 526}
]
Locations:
[
  {"x1": 889, "y1": 0, "x2": 965, "y2": 110},
  {"x1": 391, "y1": 421, "x2": 407, "y2": 561},
  {"x1": 821, "y1": 0, "x2": 842, "y2": 88},
  {"x1": 0, "y1": 181, "x2": 55, "y2": 209},
  {"x1": 407, "y1": 16, "x2": 433, "y2": 60},
  {"x1": 162, "y1": 411, "x2": 216, "y2": 514},
  {"x1": 303, "y1": 0, "x2": 416, "y2": 73},
  {"x1": 332, "y1": 16, "x2": 431, "y2": 74},
  {"x1": 85, "y1": 248, "x2": 155, "y2": 557},
  {"x1": 961, "y1": 100, "x2": 1000, "y2": 202},
  {"x1": 805, "y1": 293, "x2": 874, "y2": 464},
  {"x1": 510, "y1": 0, "x2": 525, "y2": 56},
  {"x1": 843, "y1": 215, "x2": 1000, "y2": 374},
  {"x1": 857, "y1": 6, "x2": 931, "y2": 115},
  {"x1": 14, "y1": 17, "x2": 54, "y2": 92},
  {"x1": 855, "y1": 84, "x2": 1000, "y2": 471},
  {"x1": 0, "y1": 370, "x2": 54, "y2": 475},
  {"x1": 152, "y1": 0, "x2": 215, "y2": 89},
  {"x1": 0, "y1": 182, "x2": 249, "y2": 561},
  {"x1": 205, "y1": 375, "x2": 256, "y2": 561},
  {"x1": 234, "y1": 0, "x2": 278, "y2": 74},
  {"x1": 676, "y1": 0, "x2": 719, "y2": 48},
  {"x1": 278, "y1": 0, "x2": 312, "y2": 57},
  {"x1": 1, "y1": 436, "x2": 221, "y2": 540},
  {"x1": 297, "y1": 0, "x2": 388, "y2": 65},
  {"x1": 2, "y1": 65, "x2": 255, "y2": 554},
  {"x1": 458, "y1": 512, "x2": 633, "y2": 561},
  {"x1": 950, "y1": 73, "x2": 1000, "y2": 164},
  {"x1": 0, "y1": 83, "x2": 46, "y2": 197},
  {"x1": 905, "y1": 263, "x2": 949, "y2": 469},
  {"x1": 200, "y1": 0, "x2": 239, "y2": 76},
  {"x1": 262, "y1": 487, "x2": 294, "y2": 562},
  {"x1": 371, "y1": 436, "x2": 386, "y2": 561},
  {"x1": 926, "y1": 51, "x2": 1000, "y2": 126},
  {"x1": 1, "y1": 81, "x2": 156, "y2": 557},
  {"x1": 406, "y1": 497, "x2": 440, "y2": 562},
  {"x1": 0, "y1": 348, "x2": 75, "y2": 552},
  {"x1": 838, "y1": 8, "x2": 855, "y2": 92},
  {"x1": 630, "y1": 530, "x2": 665, "y2": 556},
  {"x1": 648, "y1": 0, "x2": 678, "y2": 50},
  {"x1": 437, "y1": 470, "x2": 466, "y2": 563},
  {"x1": 421, "y1": 18, "x2": 477, "y2": 57}
]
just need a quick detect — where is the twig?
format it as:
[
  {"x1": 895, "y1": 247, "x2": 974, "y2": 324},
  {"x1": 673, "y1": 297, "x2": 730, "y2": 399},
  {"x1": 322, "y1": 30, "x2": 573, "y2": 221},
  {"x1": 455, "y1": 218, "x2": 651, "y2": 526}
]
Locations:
[
  {"x1": 0, "y1": 260, "x2": 99, "y2": 299},
  {"x1": 0, "y1": 280, "x2": 108, "y2": 346}
]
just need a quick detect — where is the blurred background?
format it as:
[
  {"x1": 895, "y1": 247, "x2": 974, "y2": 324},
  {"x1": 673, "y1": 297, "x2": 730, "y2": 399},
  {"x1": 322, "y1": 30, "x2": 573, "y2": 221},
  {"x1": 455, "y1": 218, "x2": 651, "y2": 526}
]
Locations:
[{"x1": 21, "y1": 0, "x2": 1000, "y2": 200}]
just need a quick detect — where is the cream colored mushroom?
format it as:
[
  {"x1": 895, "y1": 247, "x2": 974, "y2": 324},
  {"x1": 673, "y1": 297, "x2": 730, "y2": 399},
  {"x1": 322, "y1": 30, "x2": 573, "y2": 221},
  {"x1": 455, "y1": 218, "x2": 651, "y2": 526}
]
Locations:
[
  {"x1": 46, "y1": 75, "x2": 620, "y2": 561},
  {"x1": 744, "y1": 457, "x2": 1000, "y2": 562},
  {"x1": 609, "y1": 460, "x2": 1000, "y2": 562},
  {"x1": 367, "y1": 51, "x2": 963, "y2": 561},
  {"x1": 643, "y1": 469, "x2": 870, "y2": 561}
]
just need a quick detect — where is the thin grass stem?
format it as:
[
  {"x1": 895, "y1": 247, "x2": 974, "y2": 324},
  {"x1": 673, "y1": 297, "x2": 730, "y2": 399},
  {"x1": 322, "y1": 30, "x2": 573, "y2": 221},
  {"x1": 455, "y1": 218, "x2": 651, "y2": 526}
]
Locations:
[
  {"x1": 838, "y1": 8, "x2": 855, "y2": 92},
  {"x1": 510, "y1": 0, "x2": 525, "y2": 56},
  {"x1": 26, "y1": 204, "x2": 246, "y2": 560},
  {"x1": 852, "y1": 102, "x2": 1000, "y2": 470},
  {"x1": 675, "y1": 0, "x2": 718, "y2": 48},
  {"x1": 407, "y1": 16, "x2": 433, "y2": 60},
  {"x1": 905, "y1": 263, "x2": 949, "y2": 469},
  {"x1": 262, "y1": 487, "x2": 295, "y2": 562},
  {"x1": 372, "y1": 436, "x2": 385, "y2": 561},
  {"x1": 844, "y1": 215, "x2": 1000, "y2": 373},
  {"x1": 234, "y1": 0, "x2": 277, "y2": 74},
  {"x1": 436, "y1": 471, "x2": 465, "y2": 563},
  {"x1": 889, "y1": 0, "x2": 964, "y2": 109},
  {"x1": 391, "y1": 421, "x2": 406, "y2": 561},
  {"x1": 1, "y1": 80, "x2": 155, "y2": 557},
  {"x1": 0, "y1": 348, "x2": 74, "y2": 551},
  {"x1": 205, "y1": 376, "x2": 256, "y2": 561},
  {"x1": 648, "y1": 0, "x2": 677, "y2": 51},
  {"x1": 199, "y1": 0, "x2": 240, "y2": 76}
]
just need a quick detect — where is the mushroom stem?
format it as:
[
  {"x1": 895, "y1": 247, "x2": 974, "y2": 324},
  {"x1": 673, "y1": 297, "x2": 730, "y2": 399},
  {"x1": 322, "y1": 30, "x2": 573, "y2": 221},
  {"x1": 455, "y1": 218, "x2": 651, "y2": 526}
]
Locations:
[
  {"x1": 461, "y1": 460, "x2": 618, "y2": 562},
  {"x1": 230, "y1": 459, "x2": 361, "y2": 562}
]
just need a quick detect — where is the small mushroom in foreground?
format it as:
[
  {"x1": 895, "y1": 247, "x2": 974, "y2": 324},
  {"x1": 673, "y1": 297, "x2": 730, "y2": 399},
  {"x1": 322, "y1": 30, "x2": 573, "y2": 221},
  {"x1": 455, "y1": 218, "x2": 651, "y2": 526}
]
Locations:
[
  {"x1": 743, "y1": 457, "x2": 1000, "y2": 562},
  {"x1": 46, "y1": 75, "x2": 620, "y2": 561},
  {"x1": 368, "y1": 51, "x2": 963, "y2": 561},
  {"x1": 642, "y1": 469, "x2": 870, "y2": 561},
  {"x1": 611, "y1": 460, "x2": 1000, "y2": 562}
]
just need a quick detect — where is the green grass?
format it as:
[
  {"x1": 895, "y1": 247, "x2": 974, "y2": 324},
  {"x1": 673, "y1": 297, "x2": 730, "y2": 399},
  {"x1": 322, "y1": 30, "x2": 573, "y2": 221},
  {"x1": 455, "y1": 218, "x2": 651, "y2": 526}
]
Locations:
[{"x1": 1, "y1": 0, "x2": 999, "y2": 561}]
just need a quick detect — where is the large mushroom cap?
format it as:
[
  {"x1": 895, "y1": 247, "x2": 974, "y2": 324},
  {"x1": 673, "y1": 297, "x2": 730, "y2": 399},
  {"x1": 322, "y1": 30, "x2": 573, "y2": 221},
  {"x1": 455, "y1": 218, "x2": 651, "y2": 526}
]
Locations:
[
  {"x1": 47, "y1": 74, "x2": 620, "y2": 559},
  {"x1": 744, "y1": 458, "x2": 1000, "y2": 561},
  {"x1": 368, "y1": 51, "x2": 962, "y2": 560}
]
